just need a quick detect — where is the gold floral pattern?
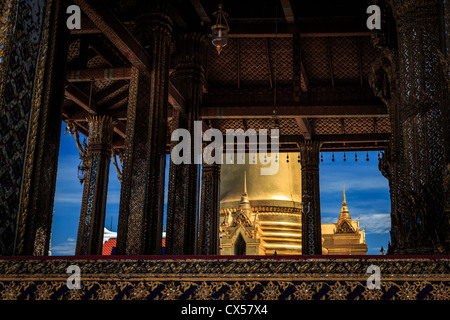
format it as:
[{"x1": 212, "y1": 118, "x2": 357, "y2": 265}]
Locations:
[
  {"x1": 160, "y1": 282, "x2": 183, "y2": 300},
  {"x1": 327, "y1": 282, "x2": 349, "y2": 300},
  {"x1": 35, "y1": 282, "x2": 57, "y2": 300},
  {"x1": 292, "y1": 282, "x2": 314, "y2": 300},
  {"x1": 361, "y1": 287, "x2": 384, "y2": 300},
  {"x1": 127, "y1": 281, "x2": 151, "y2": 300},
  {"x1": 260, "y1": 281, "x2": 281, "y2": 300},
  {"x1": 194, "y1": 281, "x2": 215, "y2": 300},
  {"x1": 0, "y1": 282, "x2": 25, "y2": 300},
  {"x1": 431, "y1": 282, "x2": 450, "y2": 300},
  {"x1": 227, "y1": 282, "x2": 246, "y2": 300}
]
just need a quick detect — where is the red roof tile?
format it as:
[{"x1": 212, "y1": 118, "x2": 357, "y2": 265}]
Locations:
[
  {"x1": 102, "y1": 237, "x2": 165, "y2": 255},
  {"x1": 102, "y1": 238, "x2": 116, "y2": 255}
]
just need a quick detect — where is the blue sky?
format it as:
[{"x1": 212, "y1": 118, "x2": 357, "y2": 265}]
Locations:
[{"x1": 51, "y1": 122, "x2": 391, "y2": 255}]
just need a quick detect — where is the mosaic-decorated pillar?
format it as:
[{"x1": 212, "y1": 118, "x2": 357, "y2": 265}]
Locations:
[
  {"x1": 298, "y1": 139, "x2": 322, "y2": 255},
  {"x1": 385, "y1": 0, "x2": 448, "y2": 254},
  {"x1": 116, "y1": 10, "x2": 172, "y2": 255},
  {"x1": 75, "y1": 115, "x2": 115, "y2": 255},
  {"x1": 166, "y1": 33, "x2": 207, "y2": 255},
  {"x1": 198, "y1": 163, "x2": 221, "y2": 255},
  {"x1": 0, "y1": 0, "x2": 69, "y2": 256}
]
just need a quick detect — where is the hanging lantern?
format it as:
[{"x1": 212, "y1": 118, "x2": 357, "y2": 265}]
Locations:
[
  {"x1": 77, "y1": 160, "x2": 87, "y2": 184},
  {"x1": 211, "y1": 2, "x2": 230, "y2": 55}
]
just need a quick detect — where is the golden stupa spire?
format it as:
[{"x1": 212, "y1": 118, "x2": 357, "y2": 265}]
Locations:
[
  {"x1": 338, "y1": 183, "x2": 352, "y2": 223},
  {"x1": 343, "y1": 183, "x2": 347, "y2": 204},
  {"x1": 239, "y1": 171, "x2": 251, "y2": 211},
  {"x1": 243, "y1": 171, "x2": 247, "y2": 195}
]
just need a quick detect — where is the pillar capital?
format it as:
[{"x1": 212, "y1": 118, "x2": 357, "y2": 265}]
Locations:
[
  {"x1": 86, "y1": 115, "x2": 116, "y2": 149},
  {"x1": 171, "y1": 33, "x2": 208, "y2": 81},
  {"x1": 135, "y1": 11, "x2": 173, "y2": 40},
  {"x1": 298, "y1": 138, "x2": 322, "y2": 168}
]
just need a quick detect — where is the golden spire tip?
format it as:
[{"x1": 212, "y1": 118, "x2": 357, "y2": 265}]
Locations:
[
  {"x1": 244, "y1": 171, "x2": 247, "y2": 195},
  {"x1": 343, "y1": 183, "x2": 347, "y2": 204}
]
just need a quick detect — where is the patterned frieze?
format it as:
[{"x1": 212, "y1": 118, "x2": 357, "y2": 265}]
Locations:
[{"x1": 0, "y1": 257, "x2": 448, "y2": 300}]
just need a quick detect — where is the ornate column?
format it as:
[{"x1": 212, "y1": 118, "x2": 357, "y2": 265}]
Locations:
[
  {"x1": 74, "y1": 115, "x2": 115, "y2": 255},
  {"x1": 371, "y1": 0, "x2": 448, "y2": 254},
  {"x1": 116, "y1": 8, "x2": 172, "y2": 255},
  {"x1": 298, "y1": 139, "x2": 322, "y2": 255},
  {"x1": 198, "y1": 163, "x2": 221, "y2": 255},
  {"x1": 389, "y1": 0, "x2": 447, "y2": 254},
  {"x1": 166, "y1": 33, "x2": 207, "y2": 255},
  {"x1": 0, "y1": 0, "x2": 69, "y2": 255}
]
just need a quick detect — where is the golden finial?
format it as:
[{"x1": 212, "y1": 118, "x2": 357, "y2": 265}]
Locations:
[
  {"x1": 244, "y1": 171, "x2": 247, "y2": 195},
  {"x1": 338, "y1": 183, "x2": 352, "y2": 223},
  {"x1": 343, "y1": 183, "x2": 347, "y2": 204}
]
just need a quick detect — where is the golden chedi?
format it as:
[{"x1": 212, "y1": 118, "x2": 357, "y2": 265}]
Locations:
[{"x1": 219, "y1": 153, "x2": 302, "y2": 255}]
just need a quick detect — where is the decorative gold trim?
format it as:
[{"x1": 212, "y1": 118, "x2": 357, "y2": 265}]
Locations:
[
  {"x1": 0, "y1": 0, "x2": 18, "y2": 107},
  {"x1": 14, "y1": 0, "x2": 53, "y2": 255}
]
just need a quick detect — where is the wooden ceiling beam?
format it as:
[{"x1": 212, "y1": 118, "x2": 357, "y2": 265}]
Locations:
[
  {"x1": 237, "y1": 38, "x2": 241, "y2": 88},
  {"x1": 168, "y1": 83, "x2": 186, "y2": 112},
  {"x1": 65, "y1": 82, "x2": 98, "y2": 113},
  {"x1": 66, "y1": 67, "x2": 132, "y2": 82},
  {"x1": 96, "y1": 83, "x2": 129, "y2": 106},
  {"x1": 87, "y1": 35, "x2": 129, "y2": 67},
  {"x1": 294, "y1": 117, "x2": 312, "y2": 139},
  {"x1": 64, "y1": 82, "x2": 127, "y2": 137},
  {"x1": 190, "y1": 0, "x2": 211, "y2": 25},
  {"x1": 95, "y1": 81, "x2": 128, "y2": 103},
  {"x1": 114, "y1": 120, "x2": 127, "y2": 139},
  {"x1": 73, "y1": 0, "x2": 150, "y2": 70},
  {"x1": 280, "y1": 0, "x2": 295, "y2": 23},
  {"x1": 300, "y1": 62, "x2": 309, "y2": 92},
  {"x1": 319, "y1": 144, "x2": 387, "y2": 152},
  {"x1": 200, "y1": 105, "x2": 388, "y2": 119},
  {"x1": 62, "y1": 107, "x2": 127, "y2": 121},
  {"x1": 266, "y1": 38, "x2": 273, "y2": 89},
  {"x1": 74, "y1": 0, "x2": 186, "y2": 113},
  {"x1": 70, "y1": 16, "x2": 101, "y2": 34},
  {"x1": 357, "y1": 37, "x2": 364, "y2": 87},
  {"x1": 314, "y1": 133, "x2": 390, "y2": 143},
  {"x1": 227, "y1": 21, "x2": 370, "y2": 38},
  {"x1": 326, "y1": 37, "x2": 335, "y2": 88},
  {"x1": 102, "y1": 90, "x2": 129, "y2": 110}
]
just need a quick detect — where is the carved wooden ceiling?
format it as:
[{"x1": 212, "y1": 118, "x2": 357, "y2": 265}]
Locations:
[{"x1": 63, "y1": 0, "x2": 389, "y2": 152}]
